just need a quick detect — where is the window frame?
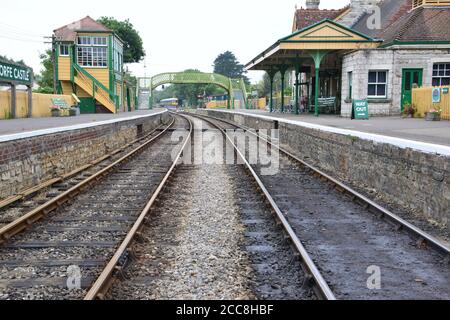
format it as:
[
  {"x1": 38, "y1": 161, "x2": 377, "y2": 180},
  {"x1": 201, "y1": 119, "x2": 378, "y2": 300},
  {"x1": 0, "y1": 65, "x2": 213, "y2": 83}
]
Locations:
[
  {"x1": 76, "y1": 36, "x2": 108, "y2": 68},
  {"x1": 367, "y1": 70, "x2": 388, "y2": 99},
  {"x1": 59, "y1": 44, "x2": 70, "y2": 56},
  {"x1": 432, "y1": 63, "x2": 450, "y2": 87}
]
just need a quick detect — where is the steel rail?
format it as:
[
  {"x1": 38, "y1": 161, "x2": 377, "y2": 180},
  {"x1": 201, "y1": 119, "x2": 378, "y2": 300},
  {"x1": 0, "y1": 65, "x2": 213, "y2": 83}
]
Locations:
[
  {"x1": 84, "y1": 113, "x2": 193, "y2": 300},
  {"x1": 0, "y1": 117, "x2": 176, "y2": 245},
  {"x1": 191, "y1": 113, "x2": 336, "y2": 301},
  {"x1": 0, "y1": 123, "x2": 167, "y2": 211},
  {"x1": 193, "y1": 113, "x2": 450, "y2": 257}
]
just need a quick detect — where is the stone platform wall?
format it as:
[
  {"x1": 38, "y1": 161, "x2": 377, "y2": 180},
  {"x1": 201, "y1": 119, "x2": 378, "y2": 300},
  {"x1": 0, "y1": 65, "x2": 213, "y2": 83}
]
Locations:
[
  {"x1": 0, "y1": 112, "x2": 170, "y2": 199},
  {"x1": 198, "y1": 109, "x2": 449, "y2": 227}
]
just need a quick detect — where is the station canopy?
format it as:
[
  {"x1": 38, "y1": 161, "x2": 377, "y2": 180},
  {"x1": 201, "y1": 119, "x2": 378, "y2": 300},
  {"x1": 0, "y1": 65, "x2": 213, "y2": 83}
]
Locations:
[{"x1": 246, "y1": 19, "x2": 382, "y2": 71}]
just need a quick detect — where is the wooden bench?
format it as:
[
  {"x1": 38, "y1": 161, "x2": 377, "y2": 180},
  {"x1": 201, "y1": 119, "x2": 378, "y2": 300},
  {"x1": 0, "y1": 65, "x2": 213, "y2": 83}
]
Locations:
[{"x1": 310, "y1": 97, "x2": 337, "y2": 114}]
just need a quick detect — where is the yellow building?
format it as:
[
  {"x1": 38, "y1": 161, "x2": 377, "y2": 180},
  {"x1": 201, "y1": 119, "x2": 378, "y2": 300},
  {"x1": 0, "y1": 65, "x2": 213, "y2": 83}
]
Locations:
[{"x1": 54, "y1": 16, "x2": 135, "y2": 113}]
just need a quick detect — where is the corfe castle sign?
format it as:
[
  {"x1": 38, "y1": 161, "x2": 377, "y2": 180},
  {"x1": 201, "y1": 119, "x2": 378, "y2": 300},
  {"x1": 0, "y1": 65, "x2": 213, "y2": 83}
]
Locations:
[{"x1": 0, "y1": 61, "x2": 33, "y2": 85}]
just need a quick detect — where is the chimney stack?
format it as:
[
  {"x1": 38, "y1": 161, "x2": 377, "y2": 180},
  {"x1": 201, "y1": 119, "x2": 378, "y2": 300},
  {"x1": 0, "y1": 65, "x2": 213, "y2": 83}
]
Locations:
[{"x1": 305, "y1": 0, "x2": 320, "y2": 10}]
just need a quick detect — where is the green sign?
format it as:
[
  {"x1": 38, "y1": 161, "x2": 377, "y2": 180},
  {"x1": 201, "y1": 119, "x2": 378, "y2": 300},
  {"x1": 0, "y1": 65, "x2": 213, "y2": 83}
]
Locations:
[
  {"x1": 443, "y1": 88, "x2": 449, "y2": 94},
  {"x1": 0, "y1": 61, "x2": 33, "y2": 85},
  {"x1": 51, "y1": 98, "x2": 70, "y2": 109},
  {"x1": 353, "y1": 99, "x2": 369, "y2": 120}
]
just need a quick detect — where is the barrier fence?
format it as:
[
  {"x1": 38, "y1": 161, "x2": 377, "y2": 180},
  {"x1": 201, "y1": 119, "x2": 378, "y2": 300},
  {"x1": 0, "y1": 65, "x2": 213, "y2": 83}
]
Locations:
[
  {"x1": 412, "y1": 86, "x2": 450, "y2": 120},
  {"x1": 0, "y1": 91, "x2": 75, "y2": 119}
]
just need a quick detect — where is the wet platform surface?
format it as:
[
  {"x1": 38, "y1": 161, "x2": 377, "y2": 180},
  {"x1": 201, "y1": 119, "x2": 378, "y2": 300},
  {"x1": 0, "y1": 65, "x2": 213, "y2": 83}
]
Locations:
[
  {"x1": 221, "y1": 110, "x2": 450, "y2": 147},
  {"x1": 0, "y1": 109, "x2": 165, "y2": 136}
]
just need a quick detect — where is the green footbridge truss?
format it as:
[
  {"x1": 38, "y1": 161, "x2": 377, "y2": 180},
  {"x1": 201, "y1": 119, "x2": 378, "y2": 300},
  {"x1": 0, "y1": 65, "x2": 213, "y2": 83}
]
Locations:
[{"x1": 138, "y1": 72, "x2": 248, "y2": 109}]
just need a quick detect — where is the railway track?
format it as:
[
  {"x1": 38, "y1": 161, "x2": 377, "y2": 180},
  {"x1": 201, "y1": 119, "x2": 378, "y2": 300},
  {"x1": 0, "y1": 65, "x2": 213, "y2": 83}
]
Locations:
[
  {"x1": 188, "y1": 113, "x2": 450, "y2": 300},
  {"x1": 88, "y1": 114, "x2": 317, "y2": 300},
  {"x1": 0, "y1": 114, "x2": 191, "y2": 300},
  {"x1": 0, "y1": 118, "x2": 174, "y2": 235}
]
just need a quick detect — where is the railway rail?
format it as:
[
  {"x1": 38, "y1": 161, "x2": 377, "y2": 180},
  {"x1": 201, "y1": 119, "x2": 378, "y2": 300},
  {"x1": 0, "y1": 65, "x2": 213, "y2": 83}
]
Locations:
[
  {"x1": 0, "y1": 111, "x2": 448, "y2": 300},
  {"x1": 87, "y1": 114, "x2": 318, "y2": 300},
  {"x1": 0, "y1": 118, "x2": 174, "y2": 239},
  {"x1": 0, "y1": 114, "x2": 192, "y2": 300},
  {"x1": 188, "y1": 112, "x2": 450, "y2": 300}
]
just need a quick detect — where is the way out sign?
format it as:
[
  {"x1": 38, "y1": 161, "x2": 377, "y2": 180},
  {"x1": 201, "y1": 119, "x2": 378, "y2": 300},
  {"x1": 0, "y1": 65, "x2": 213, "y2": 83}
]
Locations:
[{"x1": 352, "y1": 100, "x2": 369, "y2": 120}]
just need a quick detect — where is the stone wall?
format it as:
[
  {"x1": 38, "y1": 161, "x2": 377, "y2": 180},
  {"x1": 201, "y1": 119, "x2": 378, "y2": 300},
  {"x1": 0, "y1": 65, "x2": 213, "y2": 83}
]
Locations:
[
  {"x1": 0, "y1": 112, "x2": 170, "y2": 199},
  {"x1": 199, "y1": 110, "x2": 449, "y2": 227}
]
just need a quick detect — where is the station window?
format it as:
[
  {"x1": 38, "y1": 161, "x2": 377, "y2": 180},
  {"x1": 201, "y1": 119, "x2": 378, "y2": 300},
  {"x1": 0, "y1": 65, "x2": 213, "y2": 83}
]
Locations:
[
  {"x1": 432, "y1": 63, "x2": 450, "y2": 86},
  {"x1": 59, "y1": 44, "x2": 69, "y2": 56},
  {"x1": 77, "y1": 47, "x2": 107, "y2": 67},
  {"x1": 368, "y1": 71, "x2": 387, "y2": 98},
  {"x1": 77, "y1": 36, "x2": 107, "y2": 46},
  {"x1": 76, "y1": 36, "x2": 108, "y2": 67}
]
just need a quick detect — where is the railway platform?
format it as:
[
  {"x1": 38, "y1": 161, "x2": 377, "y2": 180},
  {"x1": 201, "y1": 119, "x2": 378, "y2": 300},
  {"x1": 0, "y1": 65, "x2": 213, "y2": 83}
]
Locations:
[
  {"x1": 223, "y1": 109, "x2": 450, "y2": 147},
  {"x1": 0, "y1": 109, "x2": 165, "y2": 138}
]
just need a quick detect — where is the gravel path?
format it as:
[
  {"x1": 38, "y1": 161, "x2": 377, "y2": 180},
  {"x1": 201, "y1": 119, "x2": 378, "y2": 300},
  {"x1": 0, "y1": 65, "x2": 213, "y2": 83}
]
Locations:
[{"x1": 109, "y1": 161, "x2": 256, "y2": 299}]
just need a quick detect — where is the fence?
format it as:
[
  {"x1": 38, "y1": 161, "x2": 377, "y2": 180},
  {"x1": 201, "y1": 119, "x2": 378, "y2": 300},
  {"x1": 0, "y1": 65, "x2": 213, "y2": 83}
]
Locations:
[
  {"x1": 248, "y1": 98, "x2": 267, "y2": 110},
  {"x1": 412, "y1": 86, "x2": 450, "y2": 120},
  {"x1": 0, "y1": 91, "x2": 75, "y2": 119}
]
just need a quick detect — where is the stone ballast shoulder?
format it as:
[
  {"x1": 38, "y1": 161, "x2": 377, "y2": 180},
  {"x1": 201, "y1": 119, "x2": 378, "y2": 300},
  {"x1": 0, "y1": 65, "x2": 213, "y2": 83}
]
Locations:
[
  {"x1": 0, "y1": 110, "x2": 168, "y2": 144},
  {"x1": 215, "y1": 110, "x2": 450, "y2": 157}
]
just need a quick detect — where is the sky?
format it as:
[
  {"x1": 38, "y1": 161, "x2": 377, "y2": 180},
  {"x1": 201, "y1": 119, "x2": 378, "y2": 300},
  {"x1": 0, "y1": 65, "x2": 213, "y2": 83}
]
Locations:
[{"x1": 0, "y1": 0, "x2": 349, "y2": 83}]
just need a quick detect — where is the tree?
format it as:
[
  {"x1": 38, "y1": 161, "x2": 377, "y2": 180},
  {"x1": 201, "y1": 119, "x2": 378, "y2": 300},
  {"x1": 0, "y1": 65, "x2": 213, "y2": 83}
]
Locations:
[
  {"x1": 0, "y1": 55, "x2": 28, "y2": 67},
  {"x1": 34, "y1": 50, "x2": 54, "y2": 94},
  {"x1": 98, "y1": 17, "x2": 145, "y2": 63},
  {"x1": 213, "y1": 51, "x2": 249, "y2": 84}
]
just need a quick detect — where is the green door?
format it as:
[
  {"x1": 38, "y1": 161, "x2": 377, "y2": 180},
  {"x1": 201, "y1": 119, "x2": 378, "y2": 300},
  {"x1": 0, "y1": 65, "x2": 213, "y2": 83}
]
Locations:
[
  {"x1": 126, "y1": 88, "x2": 131, "y2": 112},
  {"x1": 401, "y1": 69, "x2": 423, "y2": 111}
]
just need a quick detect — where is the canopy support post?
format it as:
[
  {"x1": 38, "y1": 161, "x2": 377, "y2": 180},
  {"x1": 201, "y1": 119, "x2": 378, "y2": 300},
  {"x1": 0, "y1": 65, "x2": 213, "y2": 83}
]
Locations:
[
  {"x1": 310, "y1": 50, "x2": 328, "y2": 117},
  {"x1": 279, "y1": 65, "x2": 288, "y2": 113}
]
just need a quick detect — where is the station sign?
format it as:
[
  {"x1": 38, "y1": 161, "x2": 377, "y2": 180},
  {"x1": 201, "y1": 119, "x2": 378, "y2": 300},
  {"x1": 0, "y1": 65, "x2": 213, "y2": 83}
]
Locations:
[
  {"x1": 0, "y1": 61, "x2": 33, "y2": 85},
  {"x1": 352, "y1": 99, "x2": 369, "y2": 120}
]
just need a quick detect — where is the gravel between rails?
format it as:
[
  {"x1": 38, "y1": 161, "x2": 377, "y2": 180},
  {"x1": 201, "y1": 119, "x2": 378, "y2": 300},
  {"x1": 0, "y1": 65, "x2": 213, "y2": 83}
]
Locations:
[
  {"x1": 0, "y1": 115, "x2": 189, "y2": 300},
  {"x1": 107, "y1": 115, "x2": 312, "y2": 300}
]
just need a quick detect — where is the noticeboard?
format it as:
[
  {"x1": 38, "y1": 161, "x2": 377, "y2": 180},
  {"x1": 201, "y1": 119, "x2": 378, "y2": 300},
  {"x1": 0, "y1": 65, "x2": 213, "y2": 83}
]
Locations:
[
  {"x1": 51, "y1": 98, "x2": 70, "y2": 109},
  {"x1": 352, "y1": 99, "x2": 369, "y2": 120},
  {"x1": 0, "y1": 61, "x2": 33, "y2": 85},
  {"x1": 432, "y1": 88, "x2": 441, "y2": 103}
]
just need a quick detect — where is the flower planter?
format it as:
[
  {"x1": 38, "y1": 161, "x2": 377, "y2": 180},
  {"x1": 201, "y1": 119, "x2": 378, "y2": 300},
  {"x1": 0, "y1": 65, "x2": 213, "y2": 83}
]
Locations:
[
  {"x1": 51, "y1": 110, "x2": 61, "y2": 117},
  {"x1": 425, "y1": 113, "x2": 441, "y2": 121}
]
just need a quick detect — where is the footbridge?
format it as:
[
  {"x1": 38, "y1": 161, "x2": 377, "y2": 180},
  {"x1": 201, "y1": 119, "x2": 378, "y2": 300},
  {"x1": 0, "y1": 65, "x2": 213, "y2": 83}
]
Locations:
[{"x1": 138, "y1": 72, "x2": 248, "y2": 109}]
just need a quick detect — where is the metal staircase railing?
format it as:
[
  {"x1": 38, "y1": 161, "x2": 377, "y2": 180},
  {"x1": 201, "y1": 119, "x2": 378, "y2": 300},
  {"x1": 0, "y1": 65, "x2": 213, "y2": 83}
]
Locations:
[{"x1": 73, "y1": 63, "x2": 116, "y2": 113}]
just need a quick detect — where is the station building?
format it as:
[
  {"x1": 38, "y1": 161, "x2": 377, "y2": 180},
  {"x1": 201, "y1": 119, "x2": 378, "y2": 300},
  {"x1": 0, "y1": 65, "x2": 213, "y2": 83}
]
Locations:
[
  {"x1": 53, "y1": 16, "x2": 136, "y2": 114},
  {"x1": 246, "y1": 0, "x2": 450, "y2": 117}
]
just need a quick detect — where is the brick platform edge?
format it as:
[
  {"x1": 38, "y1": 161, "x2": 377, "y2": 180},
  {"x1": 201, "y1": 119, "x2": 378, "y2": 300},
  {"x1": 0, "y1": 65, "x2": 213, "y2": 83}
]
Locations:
[
  {"x1": 197, "y1": 110, "x2": 449, "y2": 228},
  {"x1": 0, "y1": 111, "x2": 170, "y2": 199}
]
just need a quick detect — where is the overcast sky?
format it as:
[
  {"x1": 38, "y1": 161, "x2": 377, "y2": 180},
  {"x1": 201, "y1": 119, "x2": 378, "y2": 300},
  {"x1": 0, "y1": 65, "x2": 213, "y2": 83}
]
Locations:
[{"x1": 0, "y1": 0, "x2": 349, "y2": 83}]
